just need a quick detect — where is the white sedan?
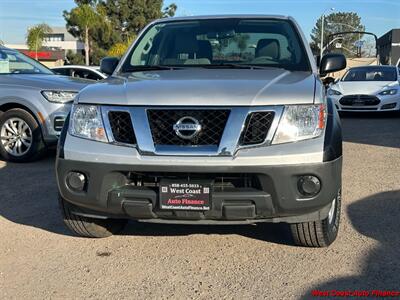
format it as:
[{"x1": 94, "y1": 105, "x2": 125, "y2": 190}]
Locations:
[
  {"x1": 328, "y1": 66, "x2": 400, "y2": 112},
  {"x1": 52, "y1": 65, "x2": 107, "y2": 81}
]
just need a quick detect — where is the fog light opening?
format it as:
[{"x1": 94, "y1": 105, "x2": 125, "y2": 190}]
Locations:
[
  {"x1": 381, "y1": 103, "x2": 396, "y2": 110},
  {"x1": 66, "y1": 172, "x2": 87, "y2": 192},
  {"x1": 298, "y1": 175, "x2": 321, "y2": 197}
]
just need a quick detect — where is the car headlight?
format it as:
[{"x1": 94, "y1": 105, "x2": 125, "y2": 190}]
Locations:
[
  {"x1": 378, "y1": 89, "x2": 397, "y2": 96},
  {"x1": 69, "y1": 104, "x2": 108, "y2": 142},
  {"x1": 328, "y1": 89, "x2": 342, "y2": 96},
  {"x1": 272, "y1": 104, "x2": 326, "y2": 145},
  {"x1": 41, "y1": 90, "x2": 78, "y2": 103}
]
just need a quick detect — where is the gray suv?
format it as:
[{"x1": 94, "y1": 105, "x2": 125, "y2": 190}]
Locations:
[
  {"x1": 0, "y1": 47, "x2": 89, "y2": 162},
  {"x1": 56, "y1": 15, "x2": 346, "y2": 247}
]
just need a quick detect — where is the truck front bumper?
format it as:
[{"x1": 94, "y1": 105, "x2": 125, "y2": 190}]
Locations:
[{"x1": 56, "y1": 156, "x2": 342, "y2": 224}]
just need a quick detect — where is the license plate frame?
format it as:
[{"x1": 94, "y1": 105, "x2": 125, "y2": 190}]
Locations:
[{"x1": 159, "y1": 179, "x2": 212, "y2": 211}]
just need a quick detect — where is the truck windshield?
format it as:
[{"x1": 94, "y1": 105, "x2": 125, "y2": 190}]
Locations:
[{"x1": 121, "y1": 18, "x2": 311, "y2": 72}]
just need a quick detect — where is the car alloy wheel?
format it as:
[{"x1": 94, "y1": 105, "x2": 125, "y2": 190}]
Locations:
[{"x1": 0, "y1": 117, "x2": 33, "y2": 157}]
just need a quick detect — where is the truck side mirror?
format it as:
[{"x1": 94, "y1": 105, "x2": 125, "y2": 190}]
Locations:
[
  {"x1": 319, "y1": 54, "x2": 346, "y2": 77},
  {"x1": 100, "y1": 57, "x2": 120, "y2": 75}
]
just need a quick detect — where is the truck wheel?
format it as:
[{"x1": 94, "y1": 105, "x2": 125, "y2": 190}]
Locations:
[
  {"x1": 59, "y1": 196, "x2": 127, "y2": 238},
  {"x1": 290, "y1": 189, "x2": 341, "y2": 247},
  {"x1": 0, "y1": 108, "x2": 46, "y2": 162}
]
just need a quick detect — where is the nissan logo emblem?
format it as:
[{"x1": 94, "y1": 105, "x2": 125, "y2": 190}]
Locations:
[{"x1": 173, "y1": 116, "x2": 202, "y2": 140}]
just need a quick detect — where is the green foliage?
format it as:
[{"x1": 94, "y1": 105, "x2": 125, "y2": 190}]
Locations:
[
  {"x1": 163, "y1": 3, "x2": 177, "y2": 18},
  {"x1": 74, "y1": 0, "x2": 98, "y2": 4},
  {"x1": 64, "y1": 0, "x2": 177, "y2": 65},
  {"x1": 63, "y1": 4, "x2": 102, "y2": 40},
  {"x1": 64, "y1": 3, "x2": 106, "y2": 65},
  {"x1": 66, "y1": 50, "x2": 85, "y2": 65},
  {"x1": 26, "y1": 23, "x2": 52, "y2": 59},
  {"x1": 310, "y1": 12, "x2": 365, "y2": 58},
  {"x1": 104, "y1": 0, "x2": 166, "y2": 35},
  {"x1": 107, "y1": 35, "x2": 137, "y2": 58}
]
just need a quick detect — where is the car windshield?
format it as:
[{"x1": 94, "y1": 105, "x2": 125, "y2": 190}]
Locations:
[
  {"x1": 121, "y1": 18, "x2": 311, "y2": 72},
  {"x1": 342, "y1": 67, "x2": 397, "y2": 82},
  {"x1": 0, "y1": 48, "x2": 53, "y2": 75}
]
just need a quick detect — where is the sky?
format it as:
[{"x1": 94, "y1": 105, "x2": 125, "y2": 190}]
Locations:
[{"x1": 0, "y1": 0, "x2": 399, "y2": 44}]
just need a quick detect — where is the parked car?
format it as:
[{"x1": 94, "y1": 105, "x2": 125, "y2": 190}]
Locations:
[
  {"x1": 56, "y1": 15, "x2": 346, "y2": 247},
  {"x1": 0, "y1": 46, "x2": 90, "y2": 162},
  {"x1": 52, "y1": 65, "x2": 107, "y2": 81},
  {"x1": 328, "y1": 65, "x2": 400, "y2": 112}
]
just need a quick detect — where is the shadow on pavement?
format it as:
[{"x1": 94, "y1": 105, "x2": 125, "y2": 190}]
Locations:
[
  {"x1": 0, "y1": 155, "x2": 295, "y2": 245},
  {"x1": 0, "y1": 155, "x2": 72, "y2": 236},
  {"x1": 302, "y1": 190, "x2": 400, "y2": 298},
  {"x1": 123, "y1": 221, "x2": 294, "y2": 246},
  {"x1": 340, "y1": 111, "x2": 400, "y2": 148}
]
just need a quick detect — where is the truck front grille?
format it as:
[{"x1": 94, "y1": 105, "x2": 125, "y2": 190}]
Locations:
[
  {"x1": 339, "y1": 95, "x2": 380, "y2": 106},
  {"x1": 147, "y1": 109, "x2": 230, "y2": 146},
  {"x1": 108, "y1": 111, "x2": 137, "y2": 144},
  {"x1": 240, "y1": 112, "x2": 274, "y2": 145}
]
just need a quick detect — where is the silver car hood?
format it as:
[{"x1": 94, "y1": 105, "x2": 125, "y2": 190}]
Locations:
[
  {"x1": 78, "y1": 69, "x2": 316, "y2": 106},
  {"x1": 0, "y1": 74, "x2": 91, "y2": 91},
  {"x1": 333, "y1": 80, "x2": 398, "y2": 95}
]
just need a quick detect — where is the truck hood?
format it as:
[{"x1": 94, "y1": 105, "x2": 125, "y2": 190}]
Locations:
[
  {"x1": 0, "y1": 74, "x2": 91, "y2": 91},
  {"x1": 78, "y1": 69, "x2": 316, "y2": 106}
]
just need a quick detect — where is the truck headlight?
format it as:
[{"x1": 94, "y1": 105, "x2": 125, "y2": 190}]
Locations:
[
  {"x1": 69, "y1": 104, "x2": 108, "y2": 142},
  {"x1": 272, "y1": 104, "x2": 326, "y2": 145},
  {"x1": 41, "y1": 90, "x2": 78, "y2": 103},
  {"x1": 379, "y1": 89, "x2": 397, "y2": 96}
]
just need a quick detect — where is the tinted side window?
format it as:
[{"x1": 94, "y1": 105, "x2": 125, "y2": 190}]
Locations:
[
  {"x1": 73, "y1": 69, "x2": 102, "y2": 80},
  {"x1": 53, "y1": 68, "x2": 71, "y2": 76}
]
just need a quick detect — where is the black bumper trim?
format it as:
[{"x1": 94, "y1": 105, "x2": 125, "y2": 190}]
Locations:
[{"x1": 56, "y1": 157, "x2": 342, "y2": 223}]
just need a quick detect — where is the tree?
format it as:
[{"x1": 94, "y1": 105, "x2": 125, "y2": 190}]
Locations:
[
  {"x1": 74, "y1": 0, "x2": 98, "y2": 4},
  {"x1": 26, "y1": 23, "x2": 52, "y2": 60},
  {"x1": 163, "y1": 3, "x2": 177, "y2": 18},
  {"x1": 64, "y1": 4, "x2": 103, "y2": 65},
  {"x1": 104, "y1": 0, "x2": 177, "y2": 37},
  {"x1": 310, "y1": 12, "x2": 365, "y2": 58},
  {"x1": 64, "y1": 1, "x2": 177, "y2": 65},
  {"x1": 66, "y1": 50, "x2": 85, "y2": 65}
]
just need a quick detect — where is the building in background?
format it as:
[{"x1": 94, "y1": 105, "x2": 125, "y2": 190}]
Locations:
[
  {"x1": 377, "y1": 29, "x2": 400, "y2": 66},
  {"x1": 43, "y1": 26, "x2": 84, "y2": 54},
  {"x1": 4, "y1": 26, "x2": 83, "y2": 67}
]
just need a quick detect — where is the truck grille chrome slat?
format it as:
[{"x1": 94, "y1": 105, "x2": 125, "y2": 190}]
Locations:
[
  {"x1": 102, "y1": 106, "x2": 283, "y2": 155},
  {"x1": 147, "y1": 109, "x2": 230, "y2": 146}
]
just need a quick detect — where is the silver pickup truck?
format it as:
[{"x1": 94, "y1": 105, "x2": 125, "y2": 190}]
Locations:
[{"x1": 56, "y1": 15, "x2": 346, "y2": 247}]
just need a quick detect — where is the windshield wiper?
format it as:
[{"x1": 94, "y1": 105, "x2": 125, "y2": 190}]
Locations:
[{"x1": 123, "y1": 65, "x2": 184, "y2": 72}]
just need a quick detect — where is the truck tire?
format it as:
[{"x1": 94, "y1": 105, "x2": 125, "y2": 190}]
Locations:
[
  {"x1": 60, "y1": 196, "x2": 127, "y2": 238},
  {"x1": 0, "y1": 108, "x2": 46, "y2": 162},
  {"x1": 290, "y1": 189, "x2": 341, "y2": 247}
]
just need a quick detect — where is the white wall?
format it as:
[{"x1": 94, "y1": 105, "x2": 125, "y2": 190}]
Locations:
[{"x1": 44, "y1": 40, "x2": 84, "y2": 52}]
